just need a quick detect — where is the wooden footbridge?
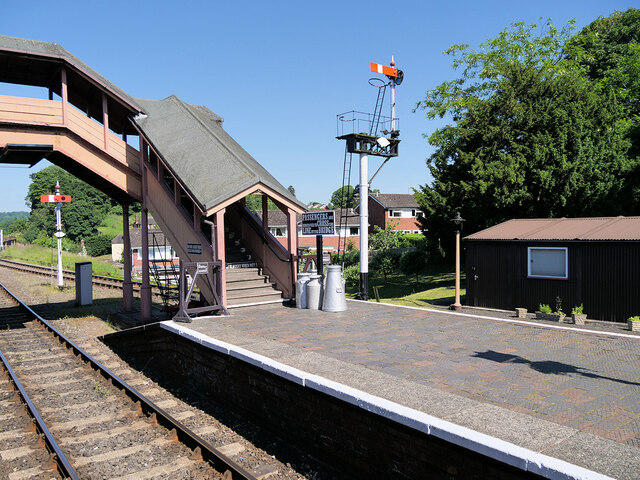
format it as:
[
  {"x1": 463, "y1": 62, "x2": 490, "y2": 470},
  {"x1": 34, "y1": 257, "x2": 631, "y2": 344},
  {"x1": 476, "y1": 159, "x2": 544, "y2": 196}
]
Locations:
[{"x1": 0, "y1": 35, "x2": 305, "y2": 320}]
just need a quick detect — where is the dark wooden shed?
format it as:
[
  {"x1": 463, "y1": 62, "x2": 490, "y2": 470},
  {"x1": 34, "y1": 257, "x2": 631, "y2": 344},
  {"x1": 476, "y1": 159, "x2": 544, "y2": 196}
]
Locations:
[{"x1": 464, "y1": 217, "x2": 640, "y2": 323}]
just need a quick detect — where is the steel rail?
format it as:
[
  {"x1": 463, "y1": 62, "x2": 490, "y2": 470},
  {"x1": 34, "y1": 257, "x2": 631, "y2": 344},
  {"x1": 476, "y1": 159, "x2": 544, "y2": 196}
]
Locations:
[
  {"x1": 0, "y1": 281, "x2": 257, "y2": 480},
  {"x1": 0, "y1": 257, "x2": 177, "y2": 294},
  {"x1": 0, "y1": 348, "x2": 81, "y2": 480}
]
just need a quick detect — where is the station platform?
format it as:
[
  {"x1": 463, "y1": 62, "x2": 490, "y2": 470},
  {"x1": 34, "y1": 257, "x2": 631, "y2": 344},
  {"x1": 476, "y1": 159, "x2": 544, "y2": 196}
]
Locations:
[{"x1": 159, "y1": 301, "x2": 640, "y2": 479}]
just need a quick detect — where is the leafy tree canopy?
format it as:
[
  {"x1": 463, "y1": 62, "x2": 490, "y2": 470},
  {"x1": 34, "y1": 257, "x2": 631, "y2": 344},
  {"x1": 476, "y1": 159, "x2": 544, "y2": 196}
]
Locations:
[
  {"x1": 25, "y1": 165, "x2": 115, "y2": 242},
  {"x1": 328, "y1": 185, "x2": 357, "y2": 210},
  {"x1": 415, "y1": 17, "x2": 636, "y2": 251}
]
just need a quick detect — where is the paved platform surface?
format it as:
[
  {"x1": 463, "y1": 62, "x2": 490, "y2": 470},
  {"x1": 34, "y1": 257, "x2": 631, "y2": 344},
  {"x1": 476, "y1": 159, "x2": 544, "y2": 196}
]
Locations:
[{"x1": 181, "y1": 301, "x2": 640, "y2": 479}]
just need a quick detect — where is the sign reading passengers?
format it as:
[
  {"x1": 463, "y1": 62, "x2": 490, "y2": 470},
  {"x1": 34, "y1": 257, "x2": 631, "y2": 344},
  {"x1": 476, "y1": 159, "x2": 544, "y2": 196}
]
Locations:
[{"x1": 301, "y1": 211, "x2": 335, "y2": 235}]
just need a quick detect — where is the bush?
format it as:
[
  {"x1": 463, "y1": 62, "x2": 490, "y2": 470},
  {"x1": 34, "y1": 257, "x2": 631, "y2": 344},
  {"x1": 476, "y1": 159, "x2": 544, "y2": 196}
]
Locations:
[
  {"x1": 332, "y1": 248, "x2": 360, "y2": 268},
  {"x1": 32, "y1": 234, "x2": 80, "y2": 253},
  {"x1": 399, "y1": 249, "x2": 429, "y2": 284},
  {"x1": 370, "y1": 250, "x2": 401, "y2": 283},
  {"x1": 85, "y1": 234, "x2": 113, "y2": 257},
  {"x1": 343, "y1": 264, "x2": 360, "y2": 287},
  {"x1": 401, "y1": 233, "x2": 427, "y2": 250}
]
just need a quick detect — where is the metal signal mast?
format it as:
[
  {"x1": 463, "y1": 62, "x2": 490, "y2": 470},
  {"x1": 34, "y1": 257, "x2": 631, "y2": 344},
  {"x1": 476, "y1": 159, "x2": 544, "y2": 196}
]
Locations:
[
  {"x1": 40, "y1": 181, "x2": 71, "y2": 289},
  {"x1": 337, "y1": 58, "x2": 403, "y2": 300}
]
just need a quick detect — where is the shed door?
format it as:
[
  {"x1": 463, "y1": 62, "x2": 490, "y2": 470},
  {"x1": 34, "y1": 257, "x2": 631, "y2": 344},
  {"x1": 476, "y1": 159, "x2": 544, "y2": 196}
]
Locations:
[{"x1": 469, "y1": 244, "x2": 512, "y2": 310}]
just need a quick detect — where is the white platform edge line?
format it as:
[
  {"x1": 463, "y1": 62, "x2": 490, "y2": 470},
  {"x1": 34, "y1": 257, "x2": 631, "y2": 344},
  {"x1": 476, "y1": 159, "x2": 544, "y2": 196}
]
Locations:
[
  {"x1": 227, "y1": 299, "x2": 284, "y2": 309},
  {"x1": 157, "y1": 321, "x2": 613, "y2": 480},
  {"x1": 348, "y1": 300, "x2": 640, "y2": 340}
]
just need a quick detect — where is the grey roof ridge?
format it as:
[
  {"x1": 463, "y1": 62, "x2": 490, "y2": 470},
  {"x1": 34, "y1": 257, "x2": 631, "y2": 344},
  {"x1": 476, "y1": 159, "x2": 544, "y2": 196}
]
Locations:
[
  {"x1": 0, "y1": 34, "x2": 143, "y2": 113},
  {"x1": 168, "y1": 95, "x2": 259, "y2": 185}
]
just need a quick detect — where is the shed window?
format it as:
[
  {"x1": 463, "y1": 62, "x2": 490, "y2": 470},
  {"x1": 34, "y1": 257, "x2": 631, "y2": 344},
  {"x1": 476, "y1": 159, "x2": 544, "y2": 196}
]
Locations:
[{"x1": 527, "y1": 247, "x2": 568, "y2": 279}]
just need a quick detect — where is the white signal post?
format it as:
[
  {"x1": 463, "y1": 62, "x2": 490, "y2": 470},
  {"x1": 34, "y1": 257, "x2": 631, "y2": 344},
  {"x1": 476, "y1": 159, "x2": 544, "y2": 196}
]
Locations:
[
  {"x1": 41, "y1": 181, "x2": 71, "y2": 289},
  {"x1": 359, "y1": 150, "x2": 369, "y2": 296}
]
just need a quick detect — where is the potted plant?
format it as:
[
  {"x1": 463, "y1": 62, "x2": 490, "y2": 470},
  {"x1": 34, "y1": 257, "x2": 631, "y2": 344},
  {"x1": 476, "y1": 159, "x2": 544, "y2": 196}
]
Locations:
[
  {"x1": 550, "y1": 309, "x2": 566, "y2": 322},
  {"x1": 536, "y1": 304, "x2": 552, "y2": 321},
  {"x1": 571, "y1": 304, "x2": 587, "y2": 325},
  {"x1": 550, "y1": 296, "x2": 566, "y2": 322},
  {"x1": 515, "y1": 307, "x2": 527, "y2": 319},
  {"x1": 628, "y1": 316, "x2": 640, "y2": 332}
]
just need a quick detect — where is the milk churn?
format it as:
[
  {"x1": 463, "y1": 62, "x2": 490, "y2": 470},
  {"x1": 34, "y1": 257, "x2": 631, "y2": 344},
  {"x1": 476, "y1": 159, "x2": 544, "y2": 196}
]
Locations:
[
  {"x1": 295, "y1": 272, "x2": 311, "y2": 309},
  {"x1": 322, "y1": 265, "x2": 347, "y2": 312},
  {"x1": 306, "y1": 274, "x2": 322, "y2": 310}
]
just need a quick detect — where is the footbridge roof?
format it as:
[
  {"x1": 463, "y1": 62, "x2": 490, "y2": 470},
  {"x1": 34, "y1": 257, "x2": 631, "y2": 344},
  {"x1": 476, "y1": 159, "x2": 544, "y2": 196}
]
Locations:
[
  {"x1": 132, "y1": 95, "x2": 305, "y2": 214},
  {"x1": 0, "y1": 35, "x2": 142, "y2": 134}
]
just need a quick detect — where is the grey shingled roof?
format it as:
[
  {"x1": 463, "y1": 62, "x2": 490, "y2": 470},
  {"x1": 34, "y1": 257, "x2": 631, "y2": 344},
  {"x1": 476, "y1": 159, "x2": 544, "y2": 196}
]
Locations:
[
  {"x1": 132, "y1": 95, "x2": 305, "y2": 212},
  {"x1": 465, "y1": 217, "x2": 640, "y2": 241},
  {"x1": 0, "y1": 35, "x2": 142, "y2": 112},
  {"x1": 370, "y1": 193, "x2": 419, "y2": 209}
]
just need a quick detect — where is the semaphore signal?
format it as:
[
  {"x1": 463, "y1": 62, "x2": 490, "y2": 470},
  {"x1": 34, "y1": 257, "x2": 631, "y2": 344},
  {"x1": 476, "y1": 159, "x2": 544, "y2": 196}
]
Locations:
[{"x1": 40, "y1": 181, "x2": 72, "y2": 289}]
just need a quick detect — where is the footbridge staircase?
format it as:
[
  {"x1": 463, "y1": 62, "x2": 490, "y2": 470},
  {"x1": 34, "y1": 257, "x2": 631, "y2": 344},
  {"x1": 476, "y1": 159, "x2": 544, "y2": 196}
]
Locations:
[{"x1": 0, "y1": 35, "x2": 305, "y2": 320}]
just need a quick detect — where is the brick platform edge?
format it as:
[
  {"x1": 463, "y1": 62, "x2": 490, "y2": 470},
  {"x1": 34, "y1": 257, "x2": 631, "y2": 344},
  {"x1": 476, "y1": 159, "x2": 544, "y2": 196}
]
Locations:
[{"x1": 101, "y1": 321, "x2": 614, "y2": 480}]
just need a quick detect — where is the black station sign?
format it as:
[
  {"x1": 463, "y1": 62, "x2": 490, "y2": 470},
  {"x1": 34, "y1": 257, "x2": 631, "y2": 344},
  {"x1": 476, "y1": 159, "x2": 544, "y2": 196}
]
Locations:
[{"x1": 301, "y1": 211, "x2": 335, "y2": 235}]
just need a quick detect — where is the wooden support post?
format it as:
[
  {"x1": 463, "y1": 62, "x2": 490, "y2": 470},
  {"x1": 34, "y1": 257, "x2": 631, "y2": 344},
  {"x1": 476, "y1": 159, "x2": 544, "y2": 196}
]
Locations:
[
  {"x1": 61, "y1": 67, "x2": 68, "y2": 125},
  {"x1": 194, "y1": 207, "x2": 201, "y2": 233},
  {"x1": 122, "y1": 204, "x2": 133, "y2": 312},
  {"x1": 262, "y1": 194, "x2": 268, "y2": 261},
  {"x1": 287, "y1": 207, "x2": 298, "y2": 284},
  {"x1": 139, "y1": 138, "x2": 152, "y2": 321},
  {"x1": 140, "y1": 206, "x2": 152, "y2": 321},
  {"x1": 102, "y1": 93, "x2": 109, "y2": 151},
  {"x1": 215, "y1": 209, "x2": 227, "y2": 307}
]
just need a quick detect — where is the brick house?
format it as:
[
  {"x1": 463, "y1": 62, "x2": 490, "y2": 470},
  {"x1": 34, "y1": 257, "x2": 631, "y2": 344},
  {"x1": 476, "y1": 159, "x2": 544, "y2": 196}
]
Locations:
[
  {"x1": 111, "y1": 229, "x2": 179, "y2": 274},
  {"x1": 367, "y1": 193, "x2": 422, "y2": 233},
  {"x1": 256, "y1": 209, "x2": 360, "y2": 252}
]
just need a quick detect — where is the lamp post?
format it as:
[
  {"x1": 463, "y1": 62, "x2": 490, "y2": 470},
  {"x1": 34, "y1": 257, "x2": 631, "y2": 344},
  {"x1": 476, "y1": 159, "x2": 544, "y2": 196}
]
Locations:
[{"x1": 450, "y1": 211, "x2": 465, "y2": 311}]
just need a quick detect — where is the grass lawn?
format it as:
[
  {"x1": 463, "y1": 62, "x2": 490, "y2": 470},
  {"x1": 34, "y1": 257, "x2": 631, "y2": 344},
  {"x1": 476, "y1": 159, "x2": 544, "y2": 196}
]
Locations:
[
  {"x1": 0, "y1": 244, "x2": 124, "y2": 278},
  {"x1": 97, "y1": 213, "x2": 124, "y2": 239},
  {"x1": 346, "y1": 264, "x2": 466, "y2": 308}
]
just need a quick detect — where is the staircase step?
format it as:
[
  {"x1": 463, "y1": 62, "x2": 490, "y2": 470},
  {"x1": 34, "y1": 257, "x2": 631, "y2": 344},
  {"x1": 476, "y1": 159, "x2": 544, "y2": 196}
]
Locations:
[
  {"x1": 226, "y1": 285, "x2": 282, "y2": 300},
  {"x1": 226, "y1": 267, "x2": 263, "y2": 278},
  {"x1": 226, "y1": 278, "x2": 271, "y2": 290},
  {"x1": 227, "y1": 293, "x2": 284, "y2": 307},
  {"x1": 226, "y1": 261, "x2": 258, "y2": 269}
]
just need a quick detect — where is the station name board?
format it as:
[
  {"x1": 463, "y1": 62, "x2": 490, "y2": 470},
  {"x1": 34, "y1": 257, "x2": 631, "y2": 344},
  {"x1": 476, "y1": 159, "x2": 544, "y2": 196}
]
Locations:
[{"x1": 301, "y1": 211, "x2": 335, "y2": 235}]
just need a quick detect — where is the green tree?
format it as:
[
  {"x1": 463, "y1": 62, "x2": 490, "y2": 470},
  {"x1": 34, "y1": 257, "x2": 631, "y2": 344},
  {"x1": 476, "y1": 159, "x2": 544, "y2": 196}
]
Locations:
[
  {"x1": 369, "y1": 222, "x2": 405, "y2": 250},
  {"x1": 26, "y1": 166, "x2": 115, "y2": 242},
  {"x1": 328, "y1": 185, "x2": 356, "y2": 210},
  {"x1": 370, "y1": 250, "x2": 401, "y2": 284},
  {"x1": 415, "y1": 19, "x2": 633, "y2": 249},
  {"x1": 567, "y1": 8, "x2": 640, "y2": 202},
  {"x1": 399, "y1": 249, "x2": 429, "y2": 286},
  {"x1": 244, "y1": 194, "x2": 277, "y2": 213}
]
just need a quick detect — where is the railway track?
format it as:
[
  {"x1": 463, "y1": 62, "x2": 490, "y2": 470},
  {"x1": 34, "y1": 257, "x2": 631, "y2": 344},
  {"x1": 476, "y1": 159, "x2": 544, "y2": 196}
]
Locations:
[
  {"x1": 0, "y1": 281, "x2": 256, "y2": 480},
  {"x1": 0, "y1": 258, "x2": 177, "y2": 299}
]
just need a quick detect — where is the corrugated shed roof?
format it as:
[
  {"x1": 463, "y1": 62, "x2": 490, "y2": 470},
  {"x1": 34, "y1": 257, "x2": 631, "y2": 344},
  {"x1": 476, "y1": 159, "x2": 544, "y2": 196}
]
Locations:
[
  {"x1": 370, "y1": 193, "x2": 419, "y2": 209},
  {"x1": 0, "y1": 35, "x2": 141, "y2": 112},
  {"x1": 132, "y1": 96, "x2": 305, "y2": 212},
  {"x1": 465, "y1": 217, "x2": 640, "y2": 241}
]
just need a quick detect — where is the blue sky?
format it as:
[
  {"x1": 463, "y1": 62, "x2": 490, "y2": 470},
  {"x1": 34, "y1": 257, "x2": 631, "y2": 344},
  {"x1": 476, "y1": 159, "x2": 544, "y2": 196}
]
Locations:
[{"x1": 1, "y1": 0, "x2": 637, "y2": 212}]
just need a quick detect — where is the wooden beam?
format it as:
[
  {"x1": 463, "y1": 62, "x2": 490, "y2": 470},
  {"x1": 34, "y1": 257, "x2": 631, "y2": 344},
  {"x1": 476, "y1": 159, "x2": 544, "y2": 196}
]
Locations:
[
  {"x1": 102, "y1": 93, "x2": 109, "y2": 151},
  {"x1": 61, "y1": 67, "x2": 68, "y2": 125}
]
